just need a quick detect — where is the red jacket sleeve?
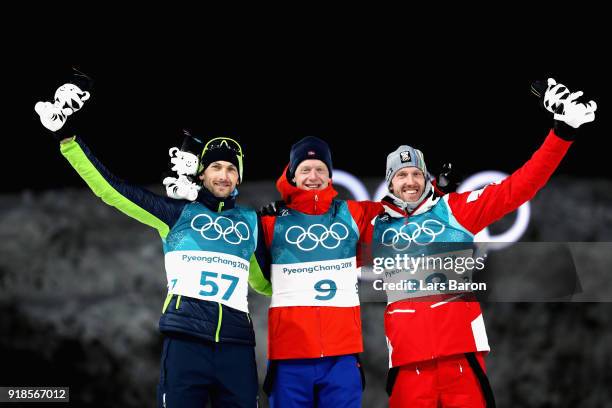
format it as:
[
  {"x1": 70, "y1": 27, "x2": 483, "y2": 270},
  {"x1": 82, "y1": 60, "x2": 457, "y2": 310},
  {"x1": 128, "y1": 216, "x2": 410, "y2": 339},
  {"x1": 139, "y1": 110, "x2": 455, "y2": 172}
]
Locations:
[
  {"x1": 347, "y1": 200, "x2": 384, "y2": 238},
  {"x1": 347, "y1": 200, "x2": 383, "y2": 267},
  {"x1": 260, "y1": 214, "x2": 276, "y2": 249},
  {"x1": 447, "y1": 129, "x2": 573, "y2": 235}
]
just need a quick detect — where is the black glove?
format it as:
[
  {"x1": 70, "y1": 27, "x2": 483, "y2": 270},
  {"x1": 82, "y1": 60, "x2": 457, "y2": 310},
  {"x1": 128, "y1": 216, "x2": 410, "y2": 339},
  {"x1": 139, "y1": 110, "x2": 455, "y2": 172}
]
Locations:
[
  {"x1": 432, "y1": 162, "x2": 461, "y2": 195},
  {"x1": 531, "y1": 78, "x2": 597, "y2": 141},
  {"x1": 34, "y1": 67, "x2": 94, "y2": 142},
  {"x1": 258, "y1": 200, "x2": 286, "y2": 216}
]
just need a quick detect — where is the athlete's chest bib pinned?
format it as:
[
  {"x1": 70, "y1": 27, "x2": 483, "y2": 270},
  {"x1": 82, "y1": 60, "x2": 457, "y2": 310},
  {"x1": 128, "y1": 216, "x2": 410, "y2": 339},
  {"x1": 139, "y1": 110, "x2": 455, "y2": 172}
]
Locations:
[
  {"x1": 163, "y1": 203, "x2": 257, "y2": 312},
  {"x1": 373, "y1": 198, "x2": 475, "y2": 302},
  {"x1": 270, "y1": 200, "x2": 360, "y2": 307}
]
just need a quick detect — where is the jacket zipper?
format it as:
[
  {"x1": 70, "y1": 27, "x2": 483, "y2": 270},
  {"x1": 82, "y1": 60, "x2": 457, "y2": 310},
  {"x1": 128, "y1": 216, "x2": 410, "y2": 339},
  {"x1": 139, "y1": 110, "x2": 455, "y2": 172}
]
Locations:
[
  {"x1": 314, "y1": 194, "x2": 319, "y2": 213},
  {"x1": 403, "y1": 195, "x2": 430, "y2": 223},
  {"x1": 215, "y1": 302, "x2": 223, "y2": 342},
  {"x1": 215, "y1": 200, "x2": 224, "y2": 342}
]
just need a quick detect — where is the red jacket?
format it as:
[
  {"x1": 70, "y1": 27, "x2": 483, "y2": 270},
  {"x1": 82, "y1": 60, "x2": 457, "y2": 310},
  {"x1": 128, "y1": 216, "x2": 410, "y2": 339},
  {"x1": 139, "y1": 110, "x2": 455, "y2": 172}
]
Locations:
[
  {"x1": 364, "y1": 130, "x2": 573, "y2": 367},
  {"x1": 261, "y1": 167, "x2": 381, "y2": 359}
]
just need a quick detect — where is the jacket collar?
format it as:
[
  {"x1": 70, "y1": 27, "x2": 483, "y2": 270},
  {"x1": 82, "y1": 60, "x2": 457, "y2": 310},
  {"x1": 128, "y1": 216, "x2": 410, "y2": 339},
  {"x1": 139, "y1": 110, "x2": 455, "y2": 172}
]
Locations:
[
  {"x1": 381, "y1": 191, "x2": 439, "y2": 219},
  {"x1": 196, "y1": 185, "x2": 237, "y2": 212},
  {"x1": 276, "y1": 165, "x2": 338, "y2": 215}
]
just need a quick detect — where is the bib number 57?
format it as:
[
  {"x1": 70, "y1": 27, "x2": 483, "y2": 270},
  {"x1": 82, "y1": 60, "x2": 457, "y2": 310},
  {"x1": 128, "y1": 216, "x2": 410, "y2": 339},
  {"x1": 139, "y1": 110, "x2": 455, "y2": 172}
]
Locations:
[{"x1": 200, "y1": 271, "x2": 239, "y2": 301}]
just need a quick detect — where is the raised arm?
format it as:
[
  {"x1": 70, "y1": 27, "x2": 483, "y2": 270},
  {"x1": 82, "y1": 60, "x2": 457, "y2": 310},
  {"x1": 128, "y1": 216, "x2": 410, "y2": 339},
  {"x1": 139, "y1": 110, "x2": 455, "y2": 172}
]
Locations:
[
  {"x1": 447, "y1": 129, "x2": 572, "y2": 235},
  {"x1": 60, "y1": 136, "x2": 185, "y2": 239},
  {"x1": 35, "y1": 71, "x2": 185, "y2": 239},
  {"x1": 447, "y1": 78, "x2": 597, "y2": 235}
]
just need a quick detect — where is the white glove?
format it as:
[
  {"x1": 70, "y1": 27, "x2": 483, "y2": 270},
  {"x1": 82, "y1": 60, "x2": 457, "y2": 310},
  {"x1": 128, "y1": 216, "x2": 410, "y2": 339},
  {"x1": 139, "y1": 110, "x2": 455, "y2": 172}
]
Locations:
[
  {"x1": 54, "y1": 83, "x2": 90, "y2": 115},
  {"x1": 163, "y1": 175, "x2": 201, "y2": 201},
  {"x1": 34, "y1": 101, "x2": 69, "y2": 132},
  {"x1": 544, "y1": 78, "x2": 597, "y2": 128},
  {"x1": 35, "y1": 83, "x2": 91, "y2": 132}
]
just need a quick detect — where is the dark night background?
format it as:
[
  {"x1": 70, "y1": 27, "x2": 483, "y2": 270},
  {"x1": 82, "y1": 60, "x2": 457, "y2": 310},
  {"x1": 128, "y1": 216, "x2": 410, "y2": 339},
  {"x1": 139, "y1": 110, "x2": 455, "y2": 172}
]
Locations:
[
  {"x1": 2, "y1": 29, "x2": 612, "y2": 407},
  {"x1": 6, "y1": 42, "x2": 612, "y2": 191}
]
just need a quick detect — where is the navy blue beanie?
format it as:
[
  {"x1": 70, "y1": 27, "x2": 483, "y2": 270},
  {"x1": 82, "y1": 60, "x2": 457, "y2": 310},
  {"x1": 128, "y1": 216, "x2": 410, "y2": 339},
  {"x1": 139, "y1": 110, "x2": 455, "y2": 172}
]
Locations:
[{"x1": 288, "y1": 136, "x2": 333, "y2": 180}]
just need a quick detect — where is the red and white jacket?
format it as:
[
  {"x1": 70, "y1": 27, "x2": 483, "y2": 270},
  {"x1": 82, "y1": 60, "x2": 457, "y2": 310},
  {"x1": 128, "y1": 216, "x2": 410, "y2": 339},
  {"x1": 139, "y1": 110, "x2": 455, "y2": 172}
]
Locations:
[{"x1": 363, "y1": 130, "x2": 573, "y2": 367}]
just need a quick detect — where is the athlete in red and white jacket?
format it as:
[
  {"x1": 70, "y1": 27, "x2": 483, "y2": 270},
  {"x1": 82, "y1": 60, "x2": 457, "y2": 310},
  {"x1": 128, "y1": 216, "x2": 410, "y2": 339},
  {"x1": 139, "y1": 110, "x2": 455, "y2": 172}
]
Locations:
[{"x1": 363, "y1": 78, "x2": 597, "y2": 407}]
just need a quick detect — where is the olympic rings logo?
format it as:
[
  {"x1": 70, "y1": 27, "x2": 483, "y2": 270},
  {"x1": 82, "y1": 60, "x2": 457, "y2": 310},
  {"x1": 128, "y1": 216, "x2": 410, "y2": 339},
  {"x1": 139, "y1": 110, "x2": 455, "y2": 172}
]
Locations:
[
  {"x1": 285, "y1": 223, "x2": 350, "y2": 251},
  {"x1": 190, "y1": 214, "x2": 250, "y2": 245},
  {"x1": 381, "y1": 219, "x2": 445, "y2": 250}
]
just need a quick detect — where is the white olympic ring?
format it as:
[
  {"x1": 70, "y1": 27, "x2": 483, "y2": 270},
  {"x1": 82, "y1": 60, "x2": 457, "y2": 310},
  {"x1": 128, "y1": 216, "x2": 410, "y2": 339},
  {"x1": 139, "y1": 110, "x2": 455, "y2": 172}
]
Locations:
[
  {"x1": 190, "y1": 214, "x2": 250, "y2": 245},
  {"x1": 381, "y1": 219, "x2": 445, "y2": 250},
  {"x1": 285, "y1": 222, "x2": 350, "y2": 251}
]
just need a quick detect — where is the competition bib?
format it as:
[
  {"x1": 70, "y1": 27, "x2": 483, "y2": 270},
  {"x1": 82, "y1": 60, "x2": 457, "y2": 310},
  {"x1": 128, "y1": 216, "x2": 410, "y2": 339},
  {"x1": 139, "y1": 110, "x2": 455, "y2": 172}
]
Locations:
[
  {"x1": 372, "y1": 198, "x2": 477, "y2": 303},
  {"x1": 270, "y1": 257, "x2": 360, "y2": 307},
  {"x1": 381, "y1": 249, "x2": 476, "y2": 303},
  {"x1": 165, "y1": 250, "x2": 250, "y2": 312}
]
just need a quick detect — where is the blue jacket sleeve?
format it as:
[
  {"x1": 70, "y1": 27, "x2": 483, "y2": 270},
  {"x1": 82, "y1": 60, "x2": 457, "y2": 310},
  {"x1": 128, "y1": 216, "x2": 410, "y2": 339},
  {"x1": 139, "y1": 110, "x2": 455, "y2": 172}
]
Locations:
[{"x1": 60, "y1": 136, "x2": 186, "y2": 238}]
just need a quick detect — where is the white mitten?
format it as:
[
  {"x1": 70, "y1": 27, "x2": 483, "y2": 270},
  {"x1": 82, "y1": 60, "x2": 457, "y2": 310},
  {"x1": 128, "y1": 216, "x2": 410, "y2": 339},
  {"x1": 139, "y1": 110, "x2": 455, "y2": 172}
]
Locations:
[
  {"x1": 543, "y1": 78, "x2": 570, "y2": 114},
  {"x1": 34, "y1": 101, "x2": 68, "y2": 132},
  {"x1": 553, "y1": 94, "x2": 597, "y2": 129},
  {"x1": 544, "y1": 78, "x2": 597, "y2": 128},
  {"x1": 54, "y1": 83, "x2": 91, "y2": 115},
  {"x1": 35, "y1": 83, "x2": 91, "y2": 134}
]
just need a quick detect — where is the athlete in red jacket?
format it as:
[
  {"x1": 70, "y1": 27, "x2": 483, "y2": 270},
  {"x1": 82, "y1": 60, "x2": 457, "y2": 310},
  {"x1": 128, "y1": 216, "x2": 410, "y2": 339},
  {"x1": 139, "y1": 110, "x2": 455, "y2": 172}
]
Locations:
[
  {"x1": 363, "y1": 78, "x2": 597, "y2": 407},
  {"x1": 259, "y1": 137, "x2": 381, "y2": 407}
]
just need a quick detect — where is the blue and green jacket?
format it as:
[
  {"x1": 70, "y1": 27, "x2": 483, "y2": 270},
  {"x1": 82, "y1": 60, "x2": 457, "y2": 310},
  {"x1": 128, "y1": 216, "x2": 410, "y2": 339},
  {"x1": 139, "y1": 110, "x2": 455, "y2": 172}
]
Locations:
[{"x1": 60, "y1": 136, "x2": 272, "y2": 346}]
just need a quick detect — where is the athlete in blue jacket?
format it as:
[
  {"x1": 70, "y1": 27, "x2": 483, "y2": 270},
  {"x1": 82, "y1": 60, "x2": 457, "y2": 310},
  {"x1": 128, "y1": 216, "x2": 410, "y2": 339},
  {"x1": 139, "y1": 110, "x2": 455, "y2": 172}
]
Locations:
[{"x1": 35, "y1": 73, "x2": 272, "y2": 407}]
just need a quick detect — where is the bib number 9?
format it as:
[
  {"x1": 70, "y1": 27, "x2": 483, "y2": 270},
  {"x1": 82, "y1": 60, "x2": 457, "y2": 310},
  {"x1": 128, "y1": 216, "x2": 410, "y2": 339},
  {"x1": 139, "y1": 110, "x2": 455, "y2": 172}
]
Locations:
[
  {"x1": 200, "y1": 271, "x2": 239, "y2": 301},
  {"x1": 314, "y1": 279, "x2": 337, "y2": 301}
]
